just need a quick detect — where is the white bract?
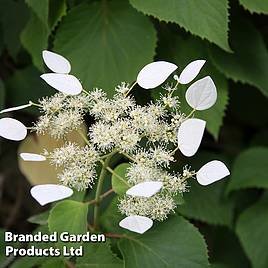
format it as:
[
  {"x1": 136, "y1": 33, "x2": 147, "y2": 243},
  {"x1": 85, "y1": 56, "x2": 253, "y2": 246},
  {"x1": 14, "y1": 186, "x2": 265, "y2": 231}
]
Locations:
[
  {"x1": 40, "y1": 73, "x2": 82, "y2": 95},
  {"x1": 126, "y1": 181, "x2": 163, "y2": 198},
  {"x1": 196, "y1": 160, "x2": 230, "y2": 186},
  {"x1": 0, "y1": 118, "x2": 27, "y2": 141},
  {"x1": 30, "y1": 184, "x2": 73, "y2": 206},
  {"x1": 0, "y1": 103, "x2": 32, "y2": 114},
  {"x1": 185, "y1": 76, "x2": 217, "y2": 110},
  {"x1": 177, "y1": 118, "x2": 206, "y2": 157},
  {"x1": 20, "y1": 153, "x2": 46, "y2": 162},
  {"x1": 137, "y1": 61, "x2": 178, "y2": 89},
  {"x1": 42, "y1": 50, "x2": 71, "y2": 74},
  {"x1": 178, "y1": 60, "x2": 206, "y2": 84},
  {"x1": 119, "y1": 215, "x2": 153, "y2": 234}
]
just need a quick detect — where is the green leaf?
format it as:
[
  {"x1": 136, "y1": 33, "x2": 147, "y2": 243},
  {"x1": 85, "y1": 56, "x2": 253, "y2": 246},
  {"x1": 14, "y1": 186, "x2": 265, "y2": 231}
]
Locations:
[
  {"x1": 227, "y1": 147, "x2": 268, "y2": 193},
  {"x1": 48, "y1": 200, "x2": 88, "y2": 249},
  {"x1": 239, "y1": 0, "x2": 268, "y2": 15},
  {"x1": 206, "y1": 226, "x2": 251, "y2": 268},
  {"x1": 21, "y1": 0, "x2": 66, "y2": 70},
  {"x1": 118, "y1": 215, "x2": 209, "y2": 268},
  {"x1": 129, "y1": 0, "x2": 230, "y2": 52},
  {"x1": 26, "y1": 0, "x2": 49, "y2": 25},
  {"x1": 112, "y1": 163, "x2": 131, "y2": 195},
  {"x1": 28, "y1": 210, "x2": 49, "y2": 225},
  {"x1": 100, "y1": 197, "x2": 125, "y2": 234},
  {"x1": 210, "y1": 19, "x2": 268, "y2": 97},
  {"x1": 49, "y1": 0, "x2": 67, "y2": 30},
  {"x1": 21, "y1": 0, "x2": 49, "y2": 70},
  {"x1": 0, "y1": 0, "x2": 29, "y2": 58},
  {"x1": 0, "y1": 79, "x2": 5, "y2": 110},
  {"x1": 177, "y1": 180, "x2": 233, "y2": 226},
  {"x1": 156, "y1": 35, "x2": 229, "y2": 139},
  {"x1": 76, "y1": 241, "x2": 123, "y2": 268},
  {"x1": 236, "y1": 194, "x2": 268, "y2": 268},
  {"x1": 54, "y1": 0, "x2": 156, "y2": 96},
  {"x1": 40, "y1": 259, "x2": 66, "y2": 268}
]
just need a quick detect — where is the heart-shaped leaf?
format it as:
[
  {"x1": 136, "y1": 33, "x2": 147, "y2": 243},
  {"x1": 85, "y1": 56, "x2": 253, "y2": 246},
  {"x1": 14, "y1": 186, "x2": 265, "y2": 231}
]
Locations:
[
  {"x1": 196, "y1": 160, "x2": 230, "y2": 186},
  {"x1": 30, "y1": 184, "x2": 73, "y2": 206},
  {"x1": 177, "y1": 118, "x2": 206, "y2": 157},
  {"x1": 40, "y1": 73, "x2": 82, "y2": 95},
  {"x1": 42, "y1": 50, "x2": 71, "y2": 74},
  {"x1": 178, "y1": 60, "x2": 206, "y2": 84},
  {"x1": 0, "y1": 118, "x2": 27, "y2": 141},
  {"x1": 137, "y1": 61, "x2": 177, "y2": 89},
  {"x1": 119, "y1": 215, "x2": 153, "y2": 234},
  {"x1": 126, "y1": 181, "x2": 163, "y2": 197},
  {"x1": 20, "y1": 153, "x2": 46, "y2": 161},
  {"x1": 186, "y1": 76, "x2": 217, "y2": 110}
]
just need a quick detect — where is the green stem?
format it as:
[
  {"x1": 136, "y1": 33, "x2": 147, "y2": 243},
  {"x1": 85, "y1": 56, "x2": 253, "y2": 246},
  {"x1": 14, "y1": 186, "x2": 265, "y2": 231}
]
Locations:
[
  {"x1": 82, "y1": 89, "x2": 90, "y2": 95},
  {"x1": 185, "y1": 109, "x2": 196, "y2": 119},
  {"x1": 86, "y1": 188, "x2": 114, "y2": 205},
  {"x1": 93, "y1": 151, "x2": 115, "y2": 230},
  {"x1": 29, "y1": 101, "x2": 43, "y2": 108},
  {"x1": 120, "y1": 151, "x2": 135, "y2": 162},
  {"x1": 104, "y1": 163, "x2": 130, "y2": 187},
  {"x1": 124, "y1": 81, "x2": 137, "y2": 96},
  {"x1": 77, "y1": 129, "x2": 90, "y2": 146}
]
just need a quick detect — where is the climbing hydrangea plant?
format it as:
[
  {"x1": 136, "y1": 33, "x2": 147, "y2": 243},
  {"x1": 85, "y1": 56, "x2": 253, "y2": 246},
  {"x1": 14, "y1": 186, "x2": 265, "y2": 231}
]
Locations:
[{"x1": 0, "y1": 51, "x2": 230, "y2": 234}]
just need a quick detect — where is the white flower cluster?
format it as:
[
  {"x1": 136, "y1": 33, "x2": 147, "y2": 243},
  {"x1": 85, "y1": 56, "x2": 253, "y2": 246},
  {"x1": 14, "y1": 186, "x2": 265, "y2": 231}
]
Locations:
[
  {"x1": 47, "y1": 142, "x2": 99, "y2": 191},
  {"x1": 0, "y1": 52, "x2": 231, "y2": 234},
  {"x1": 33, "y1": 93, "x2": 90, "y2": 138}
]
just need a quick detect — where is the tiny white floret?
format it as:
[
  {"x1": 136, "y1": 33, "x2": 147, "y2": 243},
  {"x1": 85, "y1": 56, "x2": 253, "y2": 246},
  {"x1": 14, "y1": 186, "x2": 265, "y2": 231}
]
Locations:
[
  {"x1": 30, "y1": 184, "x2": 73, "y2": 206},
  {"x1": 185, "y1": 76, "x2": 217, "y2": 110},
  {"x1": 126, "y1": 181, "x2": 163, "y2": 198},
  {"x1": 20, "y1": 153, "x2": 46, "y2": 162},
  {"x1": 137, "y1": 61, "x2": 178, "y2": 89},
  {"x1": 40, "y1": 73, "x2": 82, "y2": 95},
  {"x1": 42, "y1": 50, "x2": 71, "y2": 74},
  {"x1": 0, "y1": 118, "x2": 27, "y2": 141},
  {"x1": 178, "y1": 60, "x2": 206, "y2": 84},
  {"x1": 0, "y1": 103, "x2": 32, "y2": 114},
  {"x1": 196, "y1": 160, "x2": 230, "y2": 186},
  {"x1": 119, "y1": 215, "x2": 153, "y2": 234},
  {"x1": 177, "y1": 118, "x2": 206, "y2": 157}
]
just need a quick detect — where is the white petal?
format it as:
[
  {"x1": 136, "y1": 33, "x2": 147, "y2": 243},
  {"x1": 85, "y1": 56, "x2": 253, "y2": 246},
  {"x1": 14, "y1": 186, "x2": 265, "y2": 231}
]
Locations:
[
  {"x1": 137, "y1": 61, "x2": 178, "y2": 89},
  {"x1": 126, "y1": 181, "x2": 163, "y2": 198},
  {"x1": 20, "y1": 153, "x2": 46, "y2": 162},
  {"x1": 177, "y1": 118, "x2": 206, "y2": 157},
  {"x1": 42, "y1": 50, "x2": 71, "y2": 74},
  {"x1": 30, "y1": 184, "x2": 73, "y2": 206},
  {"x1": 178, "y1": 60, "x2": 206, "y2": 84},
  {"x1": 119, "y1": 215, "x2": 153, "y2": 234},
  {"x1": 185, "y1": 76, "x2": 217, "y2": 110},
  {"x1": 40, "y1": 73, "x2": 82, "y2": 95},
  {"x1": 0, "y1": 118, "x2": 27, "y2": 141},
  {"x1": 0, "y1": 104, "x2": 32, "y2": 114},
  {"x1": 197, "y1": 160, "x2": 230, "y2": 186}
]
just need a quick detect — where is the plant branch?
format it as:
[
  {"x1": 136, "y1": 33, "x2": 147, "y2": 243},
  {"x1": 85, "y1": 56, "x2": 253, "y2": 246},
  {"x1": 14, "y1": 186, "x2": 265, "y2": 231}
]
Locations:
[
  {"x1": 93, "y1": 151, "x2": 115, "y2": 230},
  {"x1": 105, "y1": 233, "x2": 127, "y2": 239},
  {"x1": 86, "y1": 188, "x2": 114, "y2": 205}
]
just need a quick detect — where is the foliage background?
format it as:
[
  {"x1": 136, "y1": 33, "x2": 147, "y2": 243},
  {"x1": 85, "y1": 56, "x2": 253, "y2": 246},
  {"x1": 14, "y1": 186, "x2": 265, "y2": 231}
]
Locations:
[{"x1": 0, "y1": 0, "x2": 268, "y2": 267}]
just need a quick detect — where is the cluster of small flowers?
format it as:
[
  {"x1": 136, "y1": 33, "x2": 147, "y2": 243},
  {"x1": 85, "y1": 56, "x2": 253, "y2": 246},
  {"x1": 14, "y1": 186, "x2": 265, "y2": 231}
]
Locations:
[
  {"x1": 88, "y1": 84, "x2": 184, "y2": 153},
  {"x1": 118, "y1": 148, "x2": 195, "y2": 221},
  {"x1": 33, "y1": 93, "x2": 90, "y2": 139},
  {"x1": 46, "y1": 142, "x2": 99, "y2": 191}
]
